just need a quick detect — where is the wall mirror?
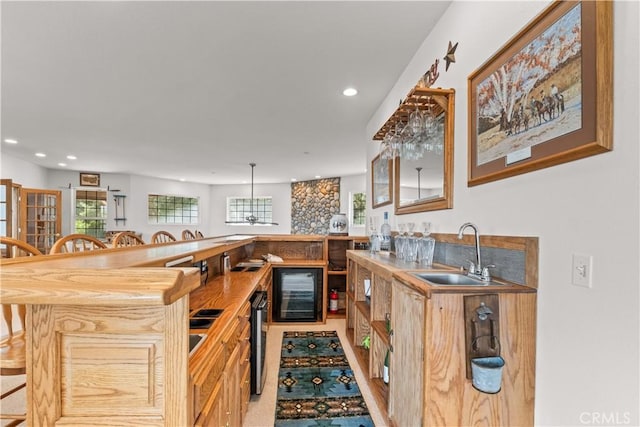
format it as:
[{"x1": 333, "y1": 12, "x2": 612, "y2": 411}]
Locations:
[
  {"x1": 387, "y1": 88, "x2": 455, "y2": 214},
  {"x1": 371, "y1": 154, "x2": 392, "y2": 208}
]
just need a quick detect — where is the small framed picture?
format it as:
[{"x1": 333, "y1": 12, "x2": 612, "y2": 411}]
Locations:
[{"x1": 79, "y1": 172, "x2": 100, "y2": 187}]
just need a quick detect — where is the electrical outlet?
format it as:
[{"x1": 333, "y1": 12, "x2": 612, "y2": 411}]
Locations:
[{"x1": 572, "y1": 254, "x2": 593, "y2": 288}]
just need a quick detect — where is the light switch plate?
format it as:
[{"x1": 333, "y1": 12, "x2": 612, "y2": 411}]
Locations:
[{"x1": 572, "y1": 254, "x2": 593, "y2": 288}]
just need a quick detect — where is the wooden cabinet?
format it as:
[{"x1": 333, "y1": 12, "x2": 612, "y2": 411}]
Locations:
[
  {"x1": 389, "y1": 278, "x2": 425, "y2": 426},
  {"x1": 345, "y1": 254, "x2": 394, "y2": 419},
  {"x1": 346, "y1": 251, "x2": 537, "y2": 426},
  {"x1": 325, "y1": 236, "x2": 368, "y2": 318},
  {"x1": 194, "y1": 301, "x2": 251, "y2": 427}
]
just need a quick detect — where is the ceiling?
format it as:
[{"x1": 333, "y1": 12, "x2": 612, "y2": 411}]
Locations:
[{"x1": 1, "y1": 1, "x2": 451, "y2": 185}]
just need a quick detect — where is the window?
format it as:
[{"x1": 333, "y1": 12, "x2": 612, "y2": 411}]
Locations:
[
  {"x1": 75, "y1": 190, "x2": 107, "y2": 238},
  {"x1": 227, "y1": 196, "x2": 273, "y2": 225},
  {"x1": 148, "y1": 194, "x2": 199, "y2": 224},
  {"x1": 352, "y1": 192, "x2": 366, "y2": 226}
]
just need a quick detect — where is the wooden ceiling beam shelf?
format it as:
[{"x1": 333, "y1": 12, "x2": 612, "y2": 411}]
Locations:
[{"x1": 373, "y1": 86, "x2": 454, "y2": 141}]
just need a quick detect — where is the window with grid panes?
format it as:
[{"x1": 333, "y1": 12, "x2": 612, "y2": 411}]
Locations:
[
  {"x1": 226, "y1": 196, "x2": 273, "y2": 225},
  {"x1": 75, "y1": 190, "x2": 108, "y2": 238},
  {"x1": 148, "y1": 194, "x2": 199, "y2": 224},
  {"x1": 352, "y1": 192, "x2": 366, "y2": 226}
]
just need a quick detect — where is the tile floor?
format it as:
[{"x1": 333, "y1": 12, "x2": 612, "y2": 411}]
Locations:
[{"x1": 243, "y1": 318, "x2": 387, "y2": 427}]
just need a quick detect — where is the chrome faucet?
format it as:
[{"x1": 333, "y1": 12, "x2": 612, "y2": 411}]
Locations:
[{"x1": 457, "y1": 222, "x2": 493, "y2": 281}]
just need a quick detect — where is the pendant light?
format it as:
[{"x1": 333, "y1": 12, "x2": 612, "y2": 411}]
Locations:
[{"x1": 225, "y1": 163, "x2": 278, "y2": 226}]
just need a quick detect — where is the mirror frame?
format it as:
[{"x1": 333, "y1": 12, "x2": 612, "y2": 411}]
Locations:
[
  {"x1": 394, "y1": 88, "x2": 455, "y2": 214},
  {"x1": 371, "y1": 154, "x2": 392, "y2": 209}
]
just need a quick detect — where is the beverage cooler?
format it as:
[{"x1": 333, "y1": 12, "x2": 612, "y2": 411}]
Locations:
[{"x1": 272, "y1": 267, "x2": 323, "y2": 322}]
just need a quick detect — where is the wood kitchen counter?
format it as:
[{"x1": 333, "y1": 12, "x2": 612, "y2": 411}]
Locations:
[
  {"x1": 346, "y1": 243, "x2": 538, "y2": 426},
  {"x1": 0, "y1": 236, "x2": 256, "y2": 269}
]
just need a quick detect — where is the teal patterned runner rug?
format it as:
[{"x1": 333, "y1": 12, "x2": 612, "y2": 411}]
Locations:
[{"x1": 275, "y1": 331, "x2": 374, "y2": 427}]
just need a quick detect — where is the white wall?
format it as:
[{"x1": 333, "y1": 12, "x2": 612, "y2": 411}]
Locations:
[
  {"x1": 209, "y1": 182, "x2": 293, "y2": 236},
  {"x1": 129, "y1": 175, "x2": 211, "y2": 241},
  {"x1": 366, "y1": 1, "x2": 639, "y2": 425},
  {"x1": 2, "y1": 153, "x2": 365, "y2": 239},
  {"x1": 1, "y1": 152, "x2": 48, "y2": 187}
]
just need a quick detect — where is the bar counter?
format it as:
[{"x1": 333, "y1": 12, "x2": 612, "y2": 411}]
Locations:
[{"x1": 0, "y1": 234, "x2": 332, "y2": 426}]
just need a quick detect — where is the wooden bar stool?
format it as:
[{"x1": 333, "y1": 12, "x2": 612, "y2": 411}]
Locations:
[
  {"x1": 112, "y1": 231, "x2": 145, "y2": 248},
  {"x1": 0, "y1": 237, "x2": 42, "y2": 425},
  {"x1": 50, "y1": 234, "x2": 107, "y2": 254},
  {"x1": 151, "y1": 231, "x2": 177, "y2": 244},
  {"x1": 181, "y1": 230, "x2": 196, "y2": 240}
]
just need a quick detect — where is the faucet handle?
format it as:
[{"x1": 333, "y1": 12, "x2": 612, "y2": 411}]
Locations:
[
  {"x1": 481, "y1": 265, "x2": 496, "y2": 281},
  {"x1": 463, "y1": 260, "x2": 477, "y2": 274}
]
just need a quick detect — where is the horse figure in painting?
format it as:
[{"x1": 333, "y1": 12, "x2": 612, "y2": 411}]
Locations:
[{"x1": 530, "y1": 99, "x2": 547, "y2": 126}]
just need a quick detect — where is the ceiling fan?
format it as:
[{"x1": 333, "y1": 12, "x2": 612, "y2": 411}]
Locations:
[{"x1": 225, "y1": 163, "x2": 279, "y2": 226}]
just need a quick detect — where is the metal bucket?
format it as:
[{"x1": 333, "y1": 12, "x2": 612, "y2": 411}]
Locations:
[{"x1": 471, "y1": 356, "x2": 505, "y2": 394}]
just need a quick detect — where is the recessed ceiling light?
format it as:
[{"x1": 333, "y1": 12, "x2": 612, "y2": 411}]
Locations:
[
  {"x1": 315, "y1": 175, "x2": 321, "y2": 179},
  {"x1": 343, "y1": 87, "x2": 358, "y2": 97},
  {"x1": 58, "y1": 162, "x2": 67, "y2": 167},
  {"x1": 67, "y1": 155, "x2": 77, "y2": 160},
  {"x1": 4, "y1": 138, "x2": 18, "y2": 144},
  {"x1": 179, "y1": 178, "x2": 186, "y2": 182},
  {"x1": 35, "y1": 152, "x2": 46, "y2": 158},
  {"x1": 291, "y1": 178, "x2": 297, "y2": 182}
]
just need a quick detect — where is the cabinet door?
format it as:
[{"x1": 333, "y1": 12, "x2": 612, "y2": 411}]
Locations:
[
  {"x1": 224, "y1": 342, "x2": 242, "y2": 427},
  {"x1": 389, "y1": 279, "x2": 425, "y2": 426}
]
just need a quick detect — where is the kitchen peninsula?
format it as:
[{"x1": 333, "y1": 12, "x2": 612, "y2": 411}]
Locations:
[{"x1": 0, "y1": 235, "x2": 325, "y2": 426}]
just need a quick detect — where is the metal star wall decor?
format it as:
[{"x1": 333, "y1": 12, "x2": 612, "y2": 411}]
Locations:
[{"x1": 444, "y1": 41, "x2": 459, "y2": 71}]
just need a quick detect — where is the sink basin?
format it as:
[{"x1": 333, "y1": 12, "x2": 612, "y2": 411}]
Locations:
[
  {"x1": 189, "y1": 334, "x2": 206, "y2": 356},
  {"x1": 412, "y1": 272, "x2": 499, "y2": 286},
  {"x1": 189, "y1": 318, "x2": 215, "y2": 329}
]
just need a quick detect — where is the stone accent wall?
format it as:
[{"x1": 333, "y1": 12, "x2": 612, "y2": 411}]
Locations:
[{"x1": 291, "y1": 178, "x2": 340, "y2": 235}]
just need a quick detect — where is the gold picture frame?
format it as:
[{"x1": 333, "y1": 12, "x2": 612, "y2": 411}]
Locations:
[
  {"x1": 371, "y1": 154, "x2": 392, "y2": 209},
  {"x1": 467, "y1": 1, "x2": 612, "y2": 186},
  {"x1": 79, "y1": 172, "x2": 100, "y2": 187}
]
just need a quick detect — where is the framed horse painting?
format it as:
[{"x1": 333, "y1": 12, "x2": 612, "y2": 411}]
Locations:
[{"x1": 467, "y1": 0, "x2": 612, "y2": 186}]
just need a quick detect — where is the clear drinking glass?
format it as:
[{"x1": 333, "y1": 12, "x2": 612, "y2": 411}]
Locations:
[
  {"x1": 418, "y1": 222, "x2": 435, "y2": 267},
  {"x1": 394, "y1": 223, "x2": 406, "y2": 260},
  {"x1": 405, "y1": 222, "x2": 418, "y2": 263}
]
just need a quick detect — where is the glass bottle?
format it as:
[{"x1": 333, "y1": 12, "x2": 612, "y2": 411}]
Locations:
[
  {"x1": 383, "y1": 349, "x2": 390, "y2": 384},
  {"x1": 380, "y1": 212, "x2": 391, "y2": 251},
  {"x1": 419, "y1": 222, "x2": 435, "y2": 267}
]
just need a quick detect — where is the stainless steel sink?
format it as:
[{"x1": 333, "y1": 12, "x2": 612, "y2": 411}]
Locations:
[
  {"x1": 412, "y1": 272, "x2": 500, "y2": 286},
  {"x1": 189, "y1": 334, "x2": 206, "y2": 356}
]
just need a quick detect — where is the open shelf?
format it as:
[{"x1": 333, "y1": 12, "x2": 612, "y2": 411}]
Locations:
[
  {"x1": 325, "y1": 236, "x2": 368, "y2": 322},
  {"x1": 326, "y1": 308, "x2": 346, "y2": 319},
  {"x1": 355, "y1": 300, "x2": 371, "y2": 320},
  {"x1": 371, "y1": 320, "x2": 390, "y2": 347}
]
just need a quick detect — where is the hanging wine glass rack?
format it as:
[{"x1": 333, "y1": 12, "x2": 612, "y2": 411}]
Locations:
[{"x1": 372, "y1": 86, "x2": 454, "y2": 141}]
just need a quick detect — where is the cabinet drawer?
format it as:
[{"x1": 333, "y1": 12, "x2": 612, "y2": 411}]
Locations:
[
  {"x1": 240, "y1": 337, "x2": 251, "y2": 368},
  {"x1": 194, "y1": 370, "x2": 224, "y2": 427},
  {"x1": 240, "y1": 361, "x2": 251, "y2": 417},
  {"x1": 240, "y1": 321, "x2": 251, "y2": 347},
  {"x1": 221, "y1": 318, "x2": 240, "y2": 358},
  {"x1": 239, "y1": 300, "x2": 251, "y2": 323},
  {"x1": 193, "y1": 342, "x2": 225, "y2": 419}
]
